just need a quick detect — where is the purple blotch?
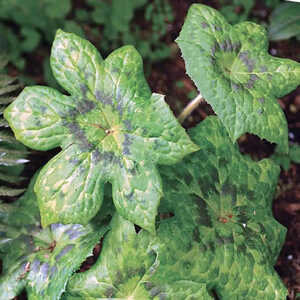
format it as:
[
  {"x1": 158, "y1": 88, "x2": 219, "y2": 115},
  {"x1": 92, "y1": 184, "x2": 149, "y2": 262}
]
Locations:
[
  {"x1": 40, "y1": 262, "x2": 50, "y2": 280},
  {"x1": 50, "y1": 265, "x2": 58, "y2": 278},
  {"x1": 125, "y1": 191, "x2": 134, "y2": 201},
  {"x1": 260, "y1": 66, "x2": 268, "y2": 72},
  {"x1": 258, "y1": 108, "x2": 264, "y2": 114},
  {"x1": 77, "y1": 100, "x2": 96, "y2": 114},
  {"x1": 144, "y1": 281, "x2": 155, "y2": 291},
  {"x1": 55, "y1": 244, "x2": 74, "y2": 262},
  {"x1": 112, "y1": 67, "x2": 120, "y2": 73},
  {"x1": 246, "y1": 74, "x2": 258, "y2": 89},
  {"x1": 69, "y1": 230, "x2": 85, "y2": 240},
  {"x1": 80, "y1": 84, "x2": 88, "y2": 95},
  {"x1": 51, "y1": 223, "x2": 64, "y2": 231},
  {"x1": 213, "y1": 24, "x2": 222, "y2": 31},
  {"x1": 122, "y1": 134, "x2": 132, "y2": 155},
  {"x1": 31, "y1": 259, "x2": 41, "y2": 273},
  {"x1": 150, "y1": 287, "x2": 161, "y2": 297},
  {"x1": 226, "y1": 40, "x2": 233, "y2": 52},
  {"x1": 64, "y1": 121, "x2": 94, "y2": 150},
  {"x1": 105, "y1": 287, "x2": 115, "y2": 298},
  {"x1": 95, "y1": 90, "x2": 113, "y2": 106},
  {"x1": 124, "y1": 120, "x2": 133, "y2": 131},
  {"x1": 232, "y1": 83, "x2": 240, "y2": 91},
  {"x1": 220, "y1": 42, "x2": 226, "y2": 51},
  {"x1": 233, "y1": 42, "x2": 241, "y2": 52},
  {"x1": 39, "y1": 105, "x2": 48, "y2": 113},
  {"x1": 201, "y1": 22, "x2": 208, "y2": 29},
  {"x1": 159, "y1": 293, "x2": 167, "y2": 300},
  {"x1": 69, "y1": 157, "x2": 81, "y2": 165},
  {"x1": 211, "y1": 44, "x2": 218, "y2": 57},
  {"x1": 258, "y1": 98, "x2": 265, "y2": 103},
  {"x1": 239, "y1": 51, "x2": 255, "y2": 72}
]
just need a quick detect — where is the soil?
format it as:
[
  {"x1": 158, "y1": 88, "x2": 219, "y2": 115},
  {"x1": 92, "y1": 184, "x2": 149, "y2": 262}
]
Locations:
[{"x1": 3, "y1": 0, "x2": 300, "y2": 299}]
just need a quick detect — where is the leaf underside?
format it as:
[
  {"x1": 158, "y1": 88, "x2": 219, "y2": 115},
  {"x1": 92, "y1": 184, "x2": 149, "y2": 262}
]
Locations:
[
  {"x1": 4, "y1": 30, "x2": 198, "y2": 232},
  {"x1": 64, "y1": 116, "x2": 287, "y2": 299},
  {"x1": 0, "y1": 173, "x2": 109, "y2": 300},
  {"x1": 176, "y1": 4, "x2": 300, "y2": 153}
]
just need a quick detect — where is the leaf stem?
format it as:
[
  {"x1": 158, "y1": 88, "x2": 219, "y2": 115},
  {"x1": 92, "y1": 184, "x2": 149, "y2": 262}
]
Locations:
[{"x1": 178, "y1": 93, "x2": 204, "y2": 123}]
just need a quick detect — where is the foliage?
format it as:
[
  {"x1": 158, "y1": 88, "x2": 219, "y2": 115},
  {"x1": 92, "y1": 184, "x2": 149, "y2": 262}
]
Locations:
[
  {"x1": 1, "y1": 3, "x2": 297, "y2": 299},
  {"x1": 268, "y1": 2, "x2": 300, "y2": 41},
  {"x1": 4, "y1": 29, "x2": 198, "y2": 233},
  {"x1": 62, "y1": 116, "x2": 286, "y2": 299},
  {"x1": 0, "y1": 173, "x2": 109, "y2": 299},
  {"x1": 0, "y1": 0, "x2": 73, "y2": 70},
  {"x1": 0, "y1": 0, "x2": 174, "y2": 86},
  {"x1": 87, "y1": 0, "x2": 173, "y2": 62},
  {"x1": 177, "y1": 4, "x2": 300, "y2": 154},
  {"x1": 0, "y1": 54, "x2": 28, "y2": 197},
  {"x1": 272, "y1": 143, "x2": 300, "y2": 171},
  {"x1": 219, "y1": 0, "x2": 254, "y2": 25}
]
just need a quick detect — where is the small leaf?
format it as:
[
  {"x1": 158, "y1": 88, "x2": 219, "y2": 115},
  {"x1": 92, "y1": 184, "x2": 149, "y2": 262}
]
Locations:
[
  {"x1": 0, "y1": 173, "x2": 109, "y2": 300},
  {"x1": 0, "y1": 119, "x2": 9, "y2": 127},
  {"x1": 5, "y1": 30, "x2": 198, "y2": 232},
  {"x1": 289, "y1": 143, "x2": 300, "y2": 164},
  {"x1": 0, "y1": 186, "x2": 25, "y2": 196},
  {"x1": 0, "y1": 83, "x2": 21, "y2": 96},
  {"x1": 268, "y1": 2, "x2": 300, "y2": 41},
  {"x1": 0, "y1": 172, "x2": 26, "y2": 184},
  {"x1": 176, "y1": 4, "x2": 300, "y2": 153}
]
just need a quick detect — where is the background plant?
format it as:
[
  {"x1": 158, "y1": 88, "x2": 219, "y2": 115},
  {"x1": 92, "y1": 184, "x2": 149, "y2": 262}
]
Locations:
[
  {"x1": 0, "y1": 54, "x2": 29, "y2": 198},
  {"x1": 0, "y1": 0, "x2": 174, "y2": 86}
]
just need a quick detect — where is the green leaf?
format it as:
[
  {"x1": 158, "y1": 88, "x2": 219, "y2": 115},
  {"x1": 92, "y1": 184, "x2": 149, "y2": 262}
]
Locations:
[
  {"x1": 268, "y1": 2, "x2": 300, "y2": 41},
  {"x1": 64, "y1": 214, "x2": 212, "y2": 300},
  {"x1": 0, "y1": 173, "x2": 109, "y2": 300},
  {"x1": 4, "y1": 30, "x2": 198, "y2": 232},
  {"x1": 289, "y1": 143, "x2": 300, "y2": 164},
  {"x1": 45, "y1": 0, "x2": 71, "y2": 19},
  {"x1": 0, "y1": 186, "x2": 25, "y2": 196},
  {"x1": 158, "y1": 116, "x2": 287, "y2": 298},
  {"x1": 20, "y1": 27, "x2": 41, "y2": 53},
  {"x1": 176, "y1": 4, "x2": 300, "y2": 153},
  {"x1": 0, "y1": 146, "x2": 29, "y2": 166},
  {"x1": 64, "y1": 117, "x2": 287, "y2": 299}
]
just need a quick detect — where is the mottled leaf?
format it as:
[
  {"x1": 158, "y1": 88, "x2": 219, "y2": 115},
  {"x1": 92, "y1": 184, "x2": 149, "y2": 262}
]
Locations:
[
  {"x1": 0, "y1": 173, "x2": 109, "y2": 300},
  {"x1": 64, "y1": 214, "x2": 212, "y2": 300},
  {"x1": 158, "y1": 116, "x2": 287, "y2": 299},
  {"x1": 176, "y1": 4, "x2": 300, "y2": 153},
  {"x1": 4, "y1": 30, "x2": 198, "y2": 232}
]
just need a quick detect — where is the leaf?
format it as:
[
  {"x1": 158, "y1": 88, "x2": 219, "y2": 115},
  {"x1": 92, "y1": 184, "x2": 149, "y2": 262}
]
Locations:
[
  {"x1": 4, "y1": 30, "x2": 198, "y2": 232},
  {"x1": 0, "y1": 54, "x2": 29, "y2": 192},
  {"x1": 289, "y1": 143, "x2": 300, "y2": 164},
  {"x1": 268, "y1": 2, "x2": 300, "y2": 41},
  {"x1": 64, "y1": 117, "x2": 287, "y2": 299},
  {"x1": 176, "y1": 4, "x2": 300, "y2": 153},
  {"x1": 158, "y1": 116, "x2": 287, "y2": 298},
  {"x1": 0, "y1": 186, "x2": 25, "y2": 196},
  {"x1": 20, "y1": 27, "x2": 41, "y2": 53},
  {"x1": 0, "y1": 173, "x2": 109, "y2": 300},
  {"x1": 64, "y1": 214, "x2": 212, "y2": 300},
  {"x1": 0, "y1": 146, "x2": 29, "y2": 166}
]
